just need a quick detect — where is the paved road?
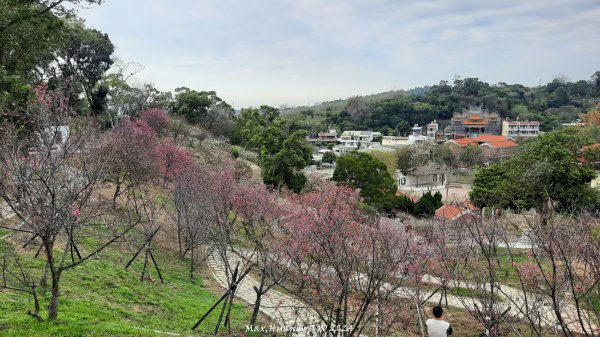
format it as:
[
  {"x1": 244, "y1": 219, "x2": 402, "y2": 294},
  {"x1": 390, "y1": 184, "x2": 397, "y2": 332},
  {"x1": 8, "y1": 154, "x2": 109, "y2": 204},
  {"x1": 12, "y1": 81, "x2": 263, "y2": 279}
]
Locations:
[
  {"x1": 419, "y1": 274, "x2": 596, "y2": 334},
  {"x1": 209, "y1": 245, "x2": 597, "y2": 335},
  {"x1": 207, "y1": 252, "x2": 323, "y2": 336}
]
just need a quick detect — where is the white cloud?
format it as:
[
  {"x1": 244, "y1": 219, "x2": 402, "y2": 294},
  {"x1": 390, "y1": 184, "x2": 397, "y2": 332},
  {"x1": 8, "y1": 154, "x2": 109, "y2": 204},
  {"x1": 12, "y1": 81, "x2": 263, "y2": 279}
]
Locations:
[{"x1": 79, "y1": 0, "x2": 600, "y2": 107}]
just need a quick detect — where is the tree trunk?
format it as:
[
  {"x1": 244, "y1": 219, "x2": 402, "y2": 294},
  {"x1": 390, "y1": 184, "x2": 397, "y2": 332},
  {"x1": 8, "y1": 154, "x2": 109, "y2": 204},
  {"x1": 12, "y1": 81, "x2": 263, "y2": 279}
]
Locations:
[
  {"x1": 48, "y1": 273, "x2": 60, "y2": 320},
  {"x1": 190, "y1": 242, "x2": 195, "y2": 280},
  {"x1": 177, "y1": 220, "x2": 183, "y2": 258},
  {"x1": 250, "y1": 275, "x2": 266, "y2": 326},
  {"x1": 250, "y1": 293, "x2": 262, "y2": 327},
  {"x1": 30, "y1": 288, "x2": 43, "y2": 321},
  {"x1": 112, "y1": 181, "x2": 121, "y2": 208}
]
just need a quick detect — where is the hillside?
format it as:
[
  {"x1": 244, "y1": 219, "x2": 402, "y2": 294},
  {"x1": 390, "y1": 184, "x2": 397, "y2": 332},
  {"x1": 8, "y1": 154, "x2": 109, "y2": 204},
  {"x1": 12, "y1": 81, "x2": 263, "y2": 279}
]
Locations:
[
  {"x1": 278, "y1": 76, "x2": 600, "y2": 135},
  {"x1": 0, "y1": 121, "x2": 268, "y2": 336},
  {"x1": 0, "y1": 205, "x2": 267, "y2": 337}
]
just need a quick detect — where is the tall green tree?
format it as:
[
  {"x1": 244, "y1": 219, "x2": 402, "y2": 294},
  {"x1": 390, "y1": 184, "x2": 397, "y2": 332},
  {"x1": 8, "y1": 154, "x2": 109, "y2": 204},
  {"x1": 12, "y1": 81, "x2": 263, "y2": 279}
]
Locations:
[
  {"x1": 333, "y1": 152, "x2": 397, "y2": 208},
  {"x1": 0, "y1": 1, "x2": 64, "y2": 118},
  {"x1": 459, "y1": 145, "x2": 484, "y2": 168},
  {"x1": 413, "y1": 191, "x2": 443, "y2": 217},
  {"x1": 233, "y1": 105, "x2": 282, "y2": 148},
  {"x1": 261, "y1": 130, "x2": 312, "y2": 192},
  {"x1": 322, "y1": 151, "x2": 336, "y2": 164},
  {"x1": 394, "y1": 119, "x2": 411, "y2": 136},
  {"x1": 470, "y1": 129, "x2": 599, "y2": 222},
  {"x1": 57, "y1": 24, "x2": 114, "y2": 113},
  {"x1": 592, "y1": 71, "x2": 600, "y2": 94},
  {"x1": 172, "y1": 88, "x2": 232, "y2": 128},
  {"x1": 234, "y1": 105, "x2": 311, "y2": 192}
]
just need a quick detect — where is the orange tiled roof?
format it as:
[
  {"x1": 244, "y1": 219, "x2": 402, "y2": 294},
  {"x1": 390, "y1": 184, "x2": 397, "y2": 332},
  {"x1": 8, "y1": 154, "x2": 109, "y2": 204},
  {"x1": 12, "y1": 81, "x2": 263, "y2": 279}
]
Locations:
[
  {"x1": 476, "y1": 135, "x2": 509, "y2": 143},
  {"x1": 464, "y1": 120, "x2": 489, "y2": 125},
  {"x1": 583, "y1": 144, "x2": 600, "y2": 150},
  {"x1": 481, "y1": 140, "x2": 519, "y2": 148},
  {"x1": 465, "y1": 201, "x2": 477, "y2": 210},
  {"x1": 434, "y1": 202, "x2": 477, "y2": 221},
  {"x1": 434, "y1": 204, "x2": 463, "y2": 221}
]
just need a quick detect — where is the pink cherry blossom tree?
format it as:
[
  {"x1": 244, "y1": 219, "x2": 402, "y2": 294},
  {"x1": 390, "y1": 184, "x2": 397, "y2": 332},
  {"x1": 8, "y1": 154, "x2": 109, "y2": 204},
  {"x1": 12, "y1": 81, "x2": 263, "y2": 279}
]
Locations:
[
  {"x1": 153, "y1": 140, "x2": 194, "y2": 184},
  {"x1": 104, "y1": 117, "x2": 159, "y2": 206},
  {"x1": 139, "y1": 108, "x2": 171, "y2": 136},
  {"x1": 277, "y1": 181, "x2": 419, "y2": 336},
  {"x1": 233, "y1": 182, "x2": 287, "y2": 326}
]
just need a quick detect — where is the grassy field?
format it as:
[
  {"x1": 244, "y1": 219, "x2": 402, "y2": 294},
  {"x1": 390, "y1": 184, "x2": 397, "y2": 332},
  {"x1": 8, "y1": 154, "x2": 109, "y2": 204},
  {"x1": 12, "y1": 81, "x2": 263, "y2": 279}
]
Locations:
[{"x1": 0, "y1": 234, "x2": 264, "y2": 337}]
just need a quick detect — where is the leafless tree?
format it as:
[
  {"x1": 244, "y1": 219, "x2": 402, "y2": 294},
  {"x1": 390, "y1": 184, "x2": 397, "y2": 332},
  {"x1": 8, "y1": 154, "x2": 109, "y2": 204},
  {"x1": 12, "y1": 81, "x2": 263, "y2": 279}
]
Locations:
[
  {"x1": 503, "y1": 212, "x2": 600, "y2": 336},
  {"x1": 123, "y1": 183, "x2": 165, "y2": 283},
  {"x1": 0, "y1": 90, "x2": 136, "y2": 320},
  {"x1": 169, "y1": 164, "x2": 210, "y2": 279},
  {"x1": 0, "y1": 251, "x2": 43, "y2": 321},
  {"x1": 429, "y1": 213, "x2": 522, "y2": 336}
]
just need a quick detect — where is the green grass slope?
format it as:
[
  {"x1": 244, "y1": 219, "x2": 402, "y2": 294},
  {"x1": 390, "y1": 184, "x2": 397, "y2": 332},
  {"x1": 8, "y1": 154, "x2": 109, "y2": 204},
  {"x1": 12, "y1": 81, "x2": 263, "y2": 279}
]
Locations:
[{"x1": 0, "y1": 237, "x2": 261, "y2": 337}]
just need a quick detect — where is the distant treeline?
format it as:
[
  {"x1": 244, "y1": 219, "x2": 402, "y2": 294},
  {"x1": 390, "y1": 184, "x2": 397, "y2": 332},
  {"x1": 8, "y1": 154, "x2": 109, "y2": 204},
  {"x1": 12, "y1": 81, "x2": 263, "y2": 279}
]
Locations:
[{"x1": 282, "y1": 74, "x2": 600, "y2": 135}]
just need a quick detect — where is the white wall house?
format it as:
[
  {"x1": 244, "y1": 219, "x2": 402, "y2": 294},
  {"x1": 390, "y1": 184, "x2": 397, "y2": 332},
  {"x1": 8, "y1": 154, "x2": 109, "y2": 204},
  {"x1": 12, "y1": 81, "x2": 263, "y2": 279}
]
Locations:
[
  {"x1": 381, "y1": 136, "x2": 411, "y2": 147},
  {"x1": 334, "y1": 130, "x2": 376, "y2": 154},
  {"x1": 396, "y1": 163, "x2": 446, "y2": 193},
  {"x1": 381, "y1": 134, "x2": 430, "y2": 148},
  {"x1": 339, "y1": 130, "x2": 374, "y2": 142},
  {"x1": 427, "y1": 120, "x2": 439, "y2": 138},
  {"x1": 502, "y1": 120, "x2": 540, "y2": 138}
]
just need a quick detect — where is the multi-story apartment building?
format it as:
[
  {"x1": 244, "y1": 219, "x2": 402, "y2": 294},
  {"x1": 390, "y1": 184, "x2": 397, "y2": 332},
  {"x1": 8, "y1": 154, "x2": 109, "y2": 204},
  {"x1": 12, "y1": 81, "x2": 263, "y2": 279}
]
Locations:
[
  {"x1": 307, "y1": 129, "x2": 338, "y2": 145},
  {"x1": 426, "y1": 121, "x2": 438, "y2": 138},
  {"x1": 502, "y1": 120, "x2": 540, "y2": 138},
  {"x1": 333, "y1": 130, "x2": 380, "y2": 154}
]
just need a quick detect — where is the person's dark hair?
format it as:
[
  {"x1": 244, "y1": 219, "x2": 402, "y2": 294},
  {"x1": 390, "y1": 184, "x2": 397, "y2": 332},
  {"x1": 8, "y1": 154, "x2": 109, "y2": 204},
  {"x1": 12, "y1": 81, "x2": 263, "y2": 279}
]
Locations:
[{"x1": 432, "y1": 305, "x2": 443, "y2": 318}]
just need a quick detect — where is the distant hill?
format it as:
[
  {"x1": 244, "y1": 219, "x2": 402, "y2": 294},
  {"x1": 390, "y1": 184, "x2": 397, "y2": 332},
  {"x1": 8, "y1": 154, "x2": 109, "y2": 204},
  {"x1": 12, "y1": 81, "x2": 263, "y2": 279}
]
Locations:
[
  {"x1": 277, "y1": 75, "x2": 600, "y2": 135},
  {"x1": 280, "y1": 86, "x2": 431, "y2": 115}
]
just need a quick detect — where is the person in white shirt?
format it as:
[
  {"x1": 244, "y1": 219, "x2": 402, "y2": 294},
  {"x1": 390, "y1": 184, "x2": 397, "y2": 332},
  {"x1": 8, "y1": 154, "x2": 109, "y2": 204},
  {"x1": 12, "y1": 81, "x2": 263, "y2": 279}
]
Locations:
[{"x1": 426, "y1": 305, "x2": 453, "y2": 337}]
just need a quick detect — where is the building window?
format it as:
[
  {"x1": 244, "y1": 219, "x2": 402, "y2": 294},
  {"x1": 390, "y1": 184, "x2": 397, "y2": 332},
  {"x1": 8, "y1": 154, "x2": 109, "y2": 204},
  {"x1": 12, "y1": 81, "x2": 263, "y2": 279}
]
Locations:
[
  {"x1": 433, "y1": 174, "x2": 437, "y2": 182},
  {"x1": 400, "y1": 178, "x2": 406, "y2": 185}
]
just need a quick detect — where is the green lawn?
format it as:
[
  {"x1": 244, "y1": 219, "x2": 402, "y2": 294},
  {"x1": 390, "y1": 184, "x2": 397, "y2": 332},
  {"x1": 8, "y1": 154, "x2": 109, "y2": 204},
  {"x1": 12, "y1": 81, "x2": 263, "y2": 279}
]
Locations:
[{"x1": 0, "y1": 237, "x2": 261, "y2": 337}]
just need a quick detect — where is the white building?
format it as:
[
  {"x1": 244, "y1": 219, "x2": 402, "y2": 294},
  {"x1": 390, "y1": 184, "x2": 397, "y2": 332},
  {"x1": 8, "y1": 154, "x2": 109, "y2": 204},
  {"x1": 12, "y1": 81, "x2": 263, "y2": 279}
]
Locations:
[
  {"x1": 381, "y1": 134, "x2": 430, "y2": 148},
  {"x1": 502, "y1": 120, "x2": 540, "y2": 138},
  {"x1": 381, "y1": 136, "x2": 411, "y2": 147},
  {"x1": 411, "y1": 124, "x2": 423, "y2": 136},
  {"x1": 339, "y1": 130, "x2": 374, "y2": 142},
  {"x1": 334, "y1": 131, "x2": 376, "y2": 154},
  {"x1": 397, "y1": 163, "x2": 447, "y2": 193},
  {"x1": 561, "y1": 119, "x2": 586, "y2": 127},
  {"x1": 427, "y1": 120, "x2": 438, "y2": 138},
  {"x1": 408, "y1": 134, "x2": 429, "y2": 144}
]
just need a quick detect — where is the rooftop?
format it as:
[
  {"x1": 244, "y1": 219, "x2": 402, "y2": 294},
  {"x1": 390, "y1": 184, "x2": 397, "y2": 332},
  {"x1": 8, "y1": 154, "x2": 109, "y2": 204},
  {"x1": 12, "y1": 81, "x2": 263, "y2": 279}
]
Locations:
[
  {"x1": 434, "y1": 201, "x2": 477, "y2": 221},
  {"x1": 506, "y1": 120, "x2": 540, "y2": 125},
  {"x1": 480, "y1": 140, "x2": 519, "y2": 148},
  {"x1": 446, "y1": 135, "x2": 518, "y2": 148},
  {"x1": 476, "y1": 135, "x2": 512, "y2": 143}
]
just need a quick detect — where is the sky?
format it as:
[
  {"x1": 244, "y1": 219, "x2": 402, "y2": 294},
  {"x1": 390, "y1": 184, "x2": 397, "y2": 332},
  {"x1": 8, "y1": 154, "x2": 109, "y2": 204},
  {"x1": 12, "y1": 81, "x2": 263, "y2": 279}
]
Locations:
[{"x1": 77, "y1": 0, "x2": 600, "y2": 109}]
